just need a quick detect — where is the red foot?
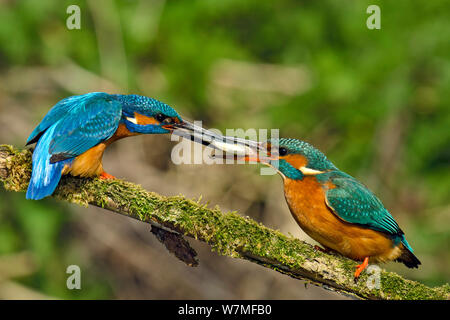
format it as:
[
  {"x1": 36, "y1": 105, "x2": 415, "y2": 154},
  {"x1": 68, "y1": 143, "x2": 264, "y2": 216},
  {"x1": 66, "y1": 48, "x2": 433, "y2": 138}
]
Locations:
[
  {"x1": 314, "y1": 245, "x2": 330, "y2": 253},
  {"x1": 354, "y1": 257, "x2": 369, "y2": 279},
  {"x1": 99, "y1": 171, "x2": 116, "y2": 180}
]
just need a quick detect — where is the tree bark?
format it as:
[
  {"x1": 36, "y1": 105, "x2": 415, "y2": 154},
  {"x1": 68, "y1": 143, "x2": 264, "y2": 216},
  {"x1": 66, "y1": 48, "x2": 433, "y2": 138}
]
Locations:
[{"x1": 1, "y1": 144, "x2": 448, "y2": 300}]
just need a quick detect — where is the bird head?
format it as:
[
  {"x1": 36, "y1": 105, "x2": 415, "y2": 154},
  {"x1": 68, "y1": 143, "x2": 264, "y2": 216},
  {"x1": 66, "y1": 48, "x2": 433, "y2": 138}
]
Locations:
[
  {"x1": 257, "y1": 138, "x2": 337, "y2": 180},
  {"x1": 116, "y1": 94, "x2": 186, "y2": 134}
]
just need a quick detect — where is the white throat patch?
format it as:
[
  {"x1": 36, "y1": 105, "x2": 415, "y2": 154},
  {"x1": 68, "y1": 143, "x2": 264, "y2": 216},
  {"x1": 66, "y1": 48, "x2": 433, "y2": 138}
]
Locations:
[
  {"x1": 126, "y1": 116, "x2": 138, "y2": 124},
  {"x1": 298, "y1": 166, "x2": 326, "y2": 175}
]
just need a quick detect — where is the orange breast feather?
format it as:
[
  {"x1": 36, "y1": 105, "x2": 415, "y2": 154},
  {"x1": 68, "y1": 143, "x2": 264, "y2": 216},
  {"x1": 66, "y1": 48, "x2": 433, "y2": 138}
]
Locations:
[
  {"x1": 62, "y1": 123, "x2": 137, "y2": 178},
  {"x1": 283, "y1": 177, "x2": 402, "y2": 262}
]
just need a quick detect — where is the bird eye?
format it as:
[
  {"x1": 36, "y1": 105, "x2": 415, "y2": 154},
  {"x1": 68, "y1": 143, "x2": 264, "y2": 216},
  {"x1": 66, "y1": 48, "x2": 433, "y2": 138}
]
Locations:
[
  {"x1": 162, "y1": 118, "x2": 173, "y2": 124},
  {"x1": 279, "y1": 147, "x2": 288, "y2": 156},
  {"x1": 155, "y1": 113, "x2": 167, "y2": 122}
]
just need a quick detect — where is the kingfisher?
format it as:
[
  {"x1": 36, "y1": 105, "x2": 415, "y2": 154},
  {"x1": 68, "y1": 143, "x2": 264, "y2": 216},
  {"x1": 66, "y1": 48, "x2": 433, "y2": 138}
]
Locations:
[
  {"x1": 25, "y1": 92, "x2": 194, "y2": 200},
  {"x1": 208, "y1": 137, "x2": 421, "y2": 278}
]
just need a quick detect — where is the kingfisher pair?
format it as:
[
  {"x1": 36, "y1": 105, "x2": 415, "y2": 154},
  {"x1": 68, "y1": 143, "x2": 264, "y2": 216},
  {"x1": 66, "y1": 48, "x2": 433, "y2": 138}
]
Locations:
[{"x1": 26, "y1": 92, "x2": 420, "y2": 278}]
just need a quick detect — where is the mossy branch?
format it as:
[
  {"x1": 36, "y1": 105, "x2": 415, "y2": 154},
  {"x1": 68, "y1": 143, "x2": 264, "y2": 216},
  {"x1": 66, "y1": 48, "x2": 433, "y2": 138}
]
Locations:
[{"x1": 0, "y1": 144, "x2": 448, "y2": 300}]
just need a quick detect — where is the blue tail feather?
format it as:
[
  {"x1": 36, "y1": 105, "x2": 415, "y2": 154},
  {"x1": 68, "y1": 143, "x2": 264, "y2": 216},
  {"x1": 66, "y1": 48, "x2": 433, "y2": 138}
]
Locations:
[
  {"x1": 26, "y1": 126, "x2": 72, "y2": 200},
  {"x1": 401, "y1": 235, "x2": 414, "y2": 253},
  {"x1": 397, "y1": 235, "x2": 421, "y2": 268}
]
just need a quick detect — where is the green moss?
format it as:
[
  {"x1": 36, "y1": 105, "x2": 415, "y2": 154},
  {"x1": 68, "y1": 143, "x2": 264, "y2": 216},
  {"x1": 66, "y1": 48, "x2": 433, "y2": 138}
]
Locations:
[
  {"x1": 379, "y1": 272, "x2": 450, "y2": 300},
  {"x1": 0, "y1": 145, "x2": 32, "y2": 192},
  {"x1": 1, "y1": 144, "x2": 449, "y2": 300}
]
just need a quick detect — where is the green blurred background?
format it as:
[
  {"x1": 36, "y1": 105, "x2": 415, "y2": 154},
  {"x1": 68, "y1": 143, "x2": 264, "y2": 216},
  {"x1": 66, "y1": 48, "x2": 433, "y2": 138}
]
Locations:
[{"x1": 0, "y1": 0, "x2": 448, "y2": 299}]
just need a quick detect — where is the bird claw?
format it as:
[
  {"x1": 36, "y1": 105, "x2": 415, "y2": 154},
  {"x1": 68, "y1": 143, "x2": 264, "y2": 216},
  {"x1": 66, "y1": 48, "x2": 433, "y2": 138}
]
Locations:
[
  {"x1": 99, "y1": 172, "x2": 116, "y2": 180},
  {"x1": 313, "y1": 245, "x2": 330, "y2": 253},
  {"x1": 354, "y1": 257, "x2": 369, "y2": 280}
]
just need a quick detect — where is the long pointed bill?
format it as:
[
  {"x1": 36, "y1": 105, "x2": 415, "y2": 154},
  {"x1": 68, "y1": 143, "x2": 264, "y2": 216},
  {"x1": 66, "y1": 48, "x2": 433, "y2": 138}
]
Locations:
[{"x1": 170, "y1": 120, "x2": 268, "y2": 162}]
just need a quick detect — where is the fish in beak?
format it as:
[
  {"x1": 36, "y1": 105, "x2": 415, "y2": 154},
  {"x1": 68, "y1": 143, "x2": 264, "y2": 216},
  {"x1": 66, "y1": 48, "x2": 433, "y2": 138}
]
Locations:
[{"x1": 170, "y1": 120, "x2": 266, "y2": 161}]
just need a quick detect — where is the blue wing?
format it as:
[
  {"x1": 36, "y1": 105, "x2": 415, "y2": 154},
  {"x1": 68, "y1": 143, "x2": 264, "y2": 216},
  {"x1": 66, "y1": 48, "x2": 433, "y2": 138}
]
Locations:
[
  {"x1": 325, "y1": 174, "x2": 415, "y2": 253},
  {"x1": 325, "y1": 175, "x2": 403, "y2": 236},
  {"x1": 27, "y1": 93, "x2": 107, "y2": 145},
  {"x1": 47, "y1": 95, "x2": 122, "y2": 161},
  {"x1": 26, "y1": 93, "x2": 122, "y2": 200},
  {"x1": 325, "y1": 173, "x2": 420, "y2": 260}
]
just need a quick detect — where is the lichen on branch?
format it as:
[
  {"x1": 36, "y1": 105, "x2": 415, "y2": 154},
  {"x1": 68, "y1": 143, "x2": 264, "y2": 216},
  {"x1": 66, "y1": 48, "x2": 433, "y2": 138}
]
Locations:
[{"x1": 0, "y1": 144, "x2": 448, "y2": 300}]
